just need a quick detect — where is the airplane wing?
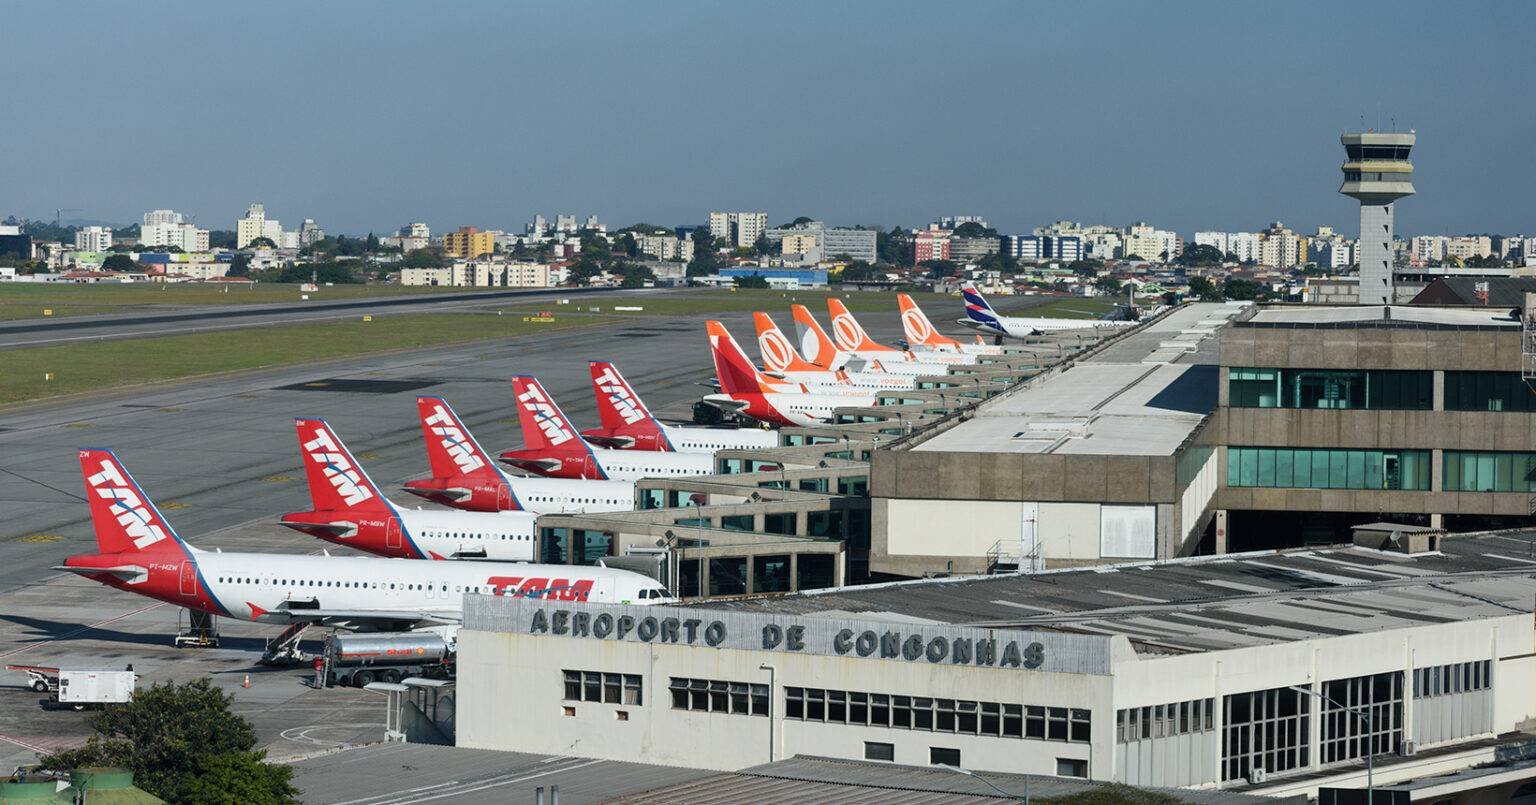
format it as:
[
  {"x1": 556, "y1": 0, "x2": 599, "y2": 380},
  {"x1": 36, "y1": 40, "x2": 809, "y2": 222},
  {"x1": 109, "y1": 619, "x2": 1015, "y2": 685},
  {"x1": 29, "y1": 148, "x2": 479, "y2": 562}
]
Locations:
[
  {"x1": 53, "y1": 564, "x2": 147, "y2": 582},
  {"x1": 276, "y1": 520, "x2": 356, "y2": 537},
  {"x1": 252, "y1": 604, "x2": 461, "y2": 631},
  {"x1": 700, "y1": 396, "x2": 750, "y2": 412}
]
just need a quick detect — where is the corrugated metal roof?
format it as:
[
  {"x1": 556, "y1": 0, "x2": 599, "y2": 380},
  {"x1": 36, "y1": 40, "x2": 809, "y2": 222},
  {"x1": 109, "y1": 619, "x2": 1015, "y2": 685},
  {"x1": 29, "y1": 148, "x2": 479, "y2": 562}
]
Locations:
[{"x1": 700, "y1": 531, "x2": 1536, "y2": 656}]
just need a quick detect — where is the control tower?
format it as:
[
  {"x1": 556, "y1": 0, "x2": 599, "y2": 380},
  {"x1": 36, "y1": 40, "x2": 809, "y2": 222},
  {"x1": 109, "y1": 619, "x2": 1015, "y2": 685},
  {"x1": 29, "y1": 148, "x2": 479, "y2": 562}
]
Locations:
[{"x1": 1340, "y1": 131, "x2": 1415, "y2": 305}]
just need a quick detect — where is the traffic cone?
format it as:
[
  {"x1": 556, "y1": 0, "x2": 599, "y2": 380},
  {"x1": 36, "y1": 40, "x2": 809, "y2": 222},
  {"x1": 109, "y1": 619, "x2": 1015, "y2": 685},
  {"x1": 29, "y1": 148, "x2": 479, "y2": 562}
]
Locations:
[{"x1": 242, "y1": 674, "x2": 251, "y2": 689}]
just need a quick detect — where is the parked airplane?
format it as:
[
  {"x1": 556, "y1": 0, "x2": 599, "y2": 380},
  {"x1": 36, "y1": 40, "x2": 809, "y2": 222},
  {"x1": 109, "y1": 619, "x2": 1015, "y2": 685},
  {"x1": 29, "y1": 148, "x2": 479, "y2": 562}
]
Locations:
[
  {"x1": 789, "y1": 304, "x2": 951, "y2": 378},
  {"x1": 897, "y1": 293, "x2": 1003, "y2": 356},
  {"x1": 499, "y1": 377, "x2": 716, "y2": 480},
  {"x1": 403, "y1": 397, "x2": 635, "y2": 514},
  {"x1": 826, "y1": 298, "x2": 977, "y2": 365},
  {"x1": 752, "y1": 313, "x2": 918, "y2": 391},
  {"x1": 701, "y1": 320, "x2": 877, "y2": 427},
  {"x1": 959, "y1": 282, "x2": 1138, "y2": 339},
  {"x1": 57, "y1": 449, "x2": 673, "y2": 633},
  {"x1": 279, "y1": 418, "x2": 538, "y2": 561},
  {"x1": 582, "y1": 361, "x2": 779, "y2": 452}
]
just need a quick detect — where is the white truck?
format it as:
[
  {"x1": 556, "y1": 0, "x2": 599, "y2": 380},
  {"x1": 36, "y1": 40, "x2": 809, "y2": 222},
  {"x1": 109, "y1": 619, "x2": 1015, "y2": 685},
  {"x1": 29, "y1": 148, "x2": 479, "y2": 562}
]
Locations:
[{"x1": 8, "y1": 665, "x2": 137, "y2": 710}]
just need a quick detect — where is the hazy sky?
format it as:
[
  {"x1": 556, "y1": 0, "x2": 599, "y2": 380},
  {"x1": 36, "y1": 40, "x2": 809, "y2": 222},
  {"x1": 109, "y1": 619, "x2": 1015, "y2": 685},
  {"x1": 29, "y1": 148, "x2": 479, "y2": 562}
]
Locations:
[{"x1": 4, "y1": 1, "x2": 1532, "y2": 238}]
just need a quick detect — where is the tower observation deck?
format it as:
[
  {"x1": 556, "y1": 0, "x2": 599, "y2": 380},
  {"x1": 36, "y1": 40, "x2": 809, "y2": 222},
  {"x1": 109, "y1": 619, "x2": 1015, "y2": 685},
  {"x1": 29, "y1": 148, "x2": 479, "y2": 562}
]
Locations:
[{"x1": 1340, "y1": 131, "x2": 1415, "y2": 305}]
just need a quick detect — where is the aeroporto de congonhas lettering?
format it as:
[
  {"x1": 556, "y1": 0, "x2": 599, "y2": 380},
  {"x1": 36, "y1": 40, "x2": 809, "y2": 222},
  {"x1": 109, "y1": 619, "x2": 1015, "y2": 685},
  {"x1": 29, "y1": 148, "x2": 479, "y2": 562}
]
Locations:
[{"x1": 527, "y1": 607, "x2": 1046, "y2": 669}]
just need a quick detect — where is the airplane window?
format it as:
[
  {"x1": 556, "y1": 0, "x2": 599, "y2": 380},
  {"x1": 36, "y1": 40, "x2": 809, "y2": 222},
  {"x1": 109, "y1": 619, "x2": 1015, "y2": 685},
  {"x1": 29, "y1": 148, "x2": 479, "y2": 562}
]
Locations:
[{"x1": 389, "y1": 583, "x2": 396, "y2": 589}]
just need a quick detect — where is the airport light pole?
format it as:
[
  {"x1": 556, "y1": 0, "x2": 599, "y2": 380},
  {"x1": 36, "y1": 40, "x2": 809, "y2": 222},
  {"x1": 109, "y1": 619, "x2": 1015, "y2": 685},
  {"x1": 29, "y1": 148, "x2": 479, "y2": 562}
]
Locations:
[
  {"x1": 1288, "y1": 685, "x2": 1374, "y2": 802},
  {"x1": 937, "y1": 764, "x2": 1027, "y2": 803}
]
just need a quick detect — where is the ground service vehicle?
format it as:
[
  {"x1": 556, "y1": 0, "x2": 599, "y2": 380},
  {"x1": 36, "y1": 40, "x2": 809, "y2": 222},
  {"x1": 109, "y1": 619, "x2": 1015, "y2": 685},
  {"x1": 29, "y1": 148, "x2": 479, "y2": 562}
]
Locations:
[{"x1": 319, "y1": 632, "x2": 453, "y2": 688}]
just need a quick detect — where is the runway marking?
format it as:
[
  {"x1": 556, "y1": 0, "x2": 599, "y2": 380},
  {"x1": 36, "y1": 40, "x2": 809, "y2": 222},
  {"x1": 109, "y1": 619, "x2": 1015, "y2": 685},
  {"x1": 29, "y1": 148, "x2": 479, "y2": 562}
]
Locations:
[
  {"x1": 0, "y1": 600, "x2": 167, "y2": 661},
  {"x1": 261, "y1": 474, "x2": 296, "y2": 483},
  {"x1": 62, "y1": 422, "x2": 95, "y2": 429},
  {"x1": 159, "y1": 502, "x2": 190, "y2": 510},
  {"x1": 16, "y1": 535, "x2": 64, "y2": 544},
  {"x1": 330, "y1": 758, "x2": 604, "y2": 805}
]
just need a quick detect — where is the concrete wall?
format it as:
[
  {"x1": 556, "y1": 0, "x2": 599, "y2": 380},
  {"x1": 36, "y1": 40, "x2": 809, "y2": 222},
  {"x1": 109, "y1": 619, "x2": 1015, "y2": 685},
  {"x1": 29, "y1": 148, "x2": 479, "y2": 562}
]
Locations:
[
  {"x1": 1220, "y1": 325, "x2": 1523, "y2": 373},
  {"x1": 456, "y1": 630, "x2": 1115, "y2": 777}
]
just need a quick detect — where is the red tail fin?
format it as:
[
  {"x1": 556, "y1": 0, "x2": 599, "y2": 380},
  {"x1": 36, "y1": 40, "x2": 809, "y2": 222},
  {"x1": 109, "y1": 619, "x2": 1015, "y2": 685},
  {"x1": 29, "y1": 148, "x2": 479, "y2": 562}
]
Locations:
[
  {"x1": 753, "y1": 312, "x2": 822, "y2": 372},
  {"x1": 898, "y1": 293, "x2": 961, "y2": 349},
  {"x1": 510, "y1": 376, "x2": 587, "y2": 452},
  {"x1": 588, "y1": 361, "x2": 661, "y2": 433},
  {"x1": 78, "y1": 448, "x2": 186, "y2": 556},
  {"x1": 789, "y1": 304, "x2": 845, "y2": 369},
  {"x1": 294, "y1": 419, "x2": 393, "y2": 514},
  {"x1": 708, "y1": 320, "x2": 779, "y2": 394},
  {"x1": 416, "y1": 397, "x2": 499, "y2": 480},
  {"x1": 827, "y1": 297, "x2": 898, "y2": 352}
]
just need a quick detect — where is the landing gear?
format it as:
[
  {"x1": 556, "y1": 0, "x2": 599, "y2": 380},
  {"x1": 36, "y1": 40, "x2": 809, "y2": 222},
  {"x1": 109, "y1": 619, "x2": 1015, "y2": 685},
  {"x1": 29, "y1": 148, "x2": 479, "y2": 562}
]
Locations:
[{"x1": 175, "y1": 609, "x2": 221, "y2": 648}]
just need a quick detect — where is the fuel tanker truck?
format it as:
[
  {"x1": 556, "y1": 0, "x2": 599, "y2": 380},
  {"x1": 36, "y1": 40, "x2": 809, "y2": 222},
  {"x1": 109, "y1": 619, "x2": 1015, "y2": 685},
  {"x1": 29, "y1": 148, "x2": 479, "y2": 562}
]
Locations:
[{"x1": 317, "y1": 631, "x2": 455, "y2": 688}]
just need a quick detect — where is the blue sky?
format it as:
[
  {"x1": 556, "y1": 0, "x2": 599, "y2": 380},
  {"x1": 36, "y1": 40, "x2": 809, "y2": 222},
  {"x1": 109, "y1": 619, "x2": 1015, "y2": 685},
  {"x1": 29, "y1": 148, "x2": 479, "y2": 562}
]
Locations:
[{"x1": 3, "y1": 1, "x2": 1532, "y2": 237}]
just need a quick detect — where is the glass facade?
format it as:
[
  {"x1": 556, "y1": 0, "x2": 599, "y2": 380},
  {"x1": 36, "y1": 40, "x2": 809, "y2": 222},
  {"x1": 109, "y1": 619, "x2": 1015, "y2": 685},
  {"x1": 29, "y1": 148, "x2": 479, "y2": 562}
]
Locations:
[
  {"x1": 708, "y1": 557, "x2": 747, "y2": 596},
  {"x1": 1444, "y1": 371, "x2": 1536, "y2": 412},
  {"x1": 784, "y1": 686, "x2": 1090, "y2": 744},
  {"x1": 1443, "y1": 451, "x2": 1536, "y2": 493},
  {"x1": 1229, "y1": 368, "x2": 1431, "y2": 410},
  {"x1": 1222, "y1": 686, "x2": 1310, "y2": 782},
  {"x1": 1228, "y1": 448, "x2": 1430, "y2": 491},
  {"x1": 1319, "y1": 672, "x2": 1403, "y2": 764},
  {"x1": 796, "y1": 554, "x2": 836, "y2": 590}
]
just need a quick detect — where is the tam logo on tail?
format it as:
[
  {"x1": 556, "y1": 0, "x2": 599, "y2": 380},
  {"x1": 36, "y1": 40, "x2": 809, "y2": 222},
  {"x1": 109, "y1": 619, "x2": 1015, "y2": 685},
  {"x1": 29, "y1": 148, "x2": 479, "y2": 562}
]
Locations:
[
  {"x1": 591, "y1": 364, "x2": 646, "y2": 425},
  {"x1": 423, "y1": 405, "x2": 486, "y2": 474},
  {"x1": 301, "y1": 426, "x2": 374, "y2": 507},
  {"x1": 514, "y1": 379, "x2": 576, "y2": 447},
  {"x1": 85, "y1": 457, "x2": 169, "y2": 550}
]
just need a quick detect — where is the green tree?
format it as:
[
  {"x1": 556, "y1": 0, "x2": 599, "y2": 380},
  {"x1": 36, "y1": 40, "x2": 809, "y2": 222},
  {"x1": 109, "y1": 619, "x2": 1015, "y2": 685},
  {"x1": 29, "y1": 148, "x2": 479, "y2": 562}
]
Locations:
[
  {"x1": 208, "y1": 230, "x2": 238, "y2": 249},
  {"x1": 1187, "y1": 276, "x2": 1223, "y2": 301},
  {"x1": 839, "y1": 261, "x2": 880, "y2": 282},
  {"x1": 399, "y1": 248, "x2": 448, "y2": 269},
  {"x1": 246, "y1": 236, "x2": 277, "y2": 249},
  {"x1": 920, "y1": 259, "x2": 959, "y2": 279},
  {"x1": 226, "y1": 254, "x2": 252, "y2": 277},
  {"x1": 618, "y1": 262, "x2": 655, "y2": 288},
  {"x1": 686, "y1": 227, "x2": 719, "y2": 277},
  {"x1": 1066, "y1": 259, "x2": 1102, "y2": 278},
  {"x1": 876, "y1": 226, "x2": 908, "y2": 264},
  {"x1": 951, "y1": 221, "x2": 998, "y2": 239},
  {"x1": 1221, "y1": 277, "x2": 1263, "y2": 300},
  {"x1": 1095, "y1": 276, "x2": 1123, "y2": 294},
  {"x1": 365, "y1": 232, "x2": 380, "y2": 252},
  {"x1": 578, "y1": 230, "x2": 611, "y2": 262},
  {"x1": 734, "y1": 274, "x2": 770, "y2": 289},
  {"x1": 1176, "y1": 243, "x2": 1225, "y2": 267},
  {"x1": 615, "y1": 232, "x2": 639, "y2": 258},
  {"x1": 753, "y1": 234, "x2": 774, "y2": 256},
  {"x1": 101, "y1": 254, "x2": 137, "y2": 272},
  {"x1": 40, "y1": 679, "x2": 297, "y2": 804}
]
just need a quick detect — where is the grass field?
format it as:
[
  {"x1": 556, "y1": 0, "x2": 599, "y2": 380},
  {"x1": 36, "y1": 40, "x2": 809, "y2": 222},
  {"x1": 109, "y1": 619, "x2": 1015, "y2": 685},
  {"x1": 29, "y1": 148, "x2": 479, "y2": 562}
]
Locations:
[
  {"x1": 0, "y1": 283, "x2": 957, "y2": 322},
  {"x1": 0, "y1": 282, "x2": 504, "y2": 321},
  {"x1": 0, "y1": 311, "x2": 616, "y2": 406}
]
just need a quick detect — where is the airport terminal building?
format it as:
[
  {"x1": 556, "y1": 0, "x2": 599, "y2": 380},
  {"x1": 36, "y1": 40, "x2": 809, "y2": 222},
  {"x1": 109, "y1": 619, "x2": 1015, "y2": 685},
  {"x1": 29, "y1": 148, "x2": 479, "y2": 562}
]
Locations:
[{"x1": 454, "y1": 530, "x2": 1536, "y2": 798}]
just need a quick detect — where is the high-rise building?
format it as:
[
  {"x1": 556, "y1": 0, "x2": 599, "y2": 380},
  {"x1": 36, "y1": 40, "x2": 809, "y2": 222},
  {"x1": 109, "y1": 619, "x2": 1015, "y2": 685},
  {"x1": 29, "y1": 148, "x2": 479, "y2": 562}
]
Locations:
[
  {"x1": 1444, "y1": 236, "x2": 1492, "y2": 261},
  {"x1": 1258, "y1": 222, "x2": 1304, "y2": 268},
  {"x1": 584, "y1": 215, "x2": 601, "y2": 231},
  {"x1": 528, "y1": 216, "x2": 548, "y2": 236},
  {"x1": 1004, "y1": 235, "x2": 1043, "y2": 262},
  {"x1": 1043, "y1": 235, "x2": 1083, "y2": 262},
  {"x1": 73, "y1": 226, "x2": 112, "y2": 252},
  {"x1": 299, "y1": 219, "x2": 326, "y2": 247},
  {"x1": 1122, "y1": 222, "x2": 1172, "y2": 261},
  {"x1": 442, "y1": 226, "x2": 495, "y2": 259},
  {"x1": 236, "y1": 203, "x2": 284, "y2": 249},
  {"x1": 1340, "y1": 131, "x2": 1415, "y2": 304},
  {"x1": 912, "y1": 230, "x2": 950, "y2": 263},
  {"x1": 141, "y1": 222, "x2": 209, "y2": 252},
  {"x1": 707, "y1": 212, "x2": 768, "y2": 248},
  {"x1": 142, "y1": 209, "x2": 185, "y2": 227},
  {"x1": 555, "y1": 215, "x2": 578, "y2": 233},
  {"x1": 637, "y1": 234, "x2": 694, "y2": 262}
]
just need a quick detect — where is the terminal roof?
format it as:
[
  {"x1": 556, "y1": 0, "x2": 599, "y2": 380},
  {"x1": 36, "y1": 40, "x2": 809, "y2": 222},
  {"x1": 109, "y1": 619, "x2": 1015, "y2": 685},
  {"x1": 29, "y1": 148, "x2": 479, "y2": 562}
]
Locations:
[
  {"x1": 702, "y1": 530, "x2": 1536, "y2": 657},
  {"x1": 910, "y1": 303, "x2": 1234, "y2": 457},
  {"x1": 1241, "y1": 305, "x2": 1519, "y2": 328}
]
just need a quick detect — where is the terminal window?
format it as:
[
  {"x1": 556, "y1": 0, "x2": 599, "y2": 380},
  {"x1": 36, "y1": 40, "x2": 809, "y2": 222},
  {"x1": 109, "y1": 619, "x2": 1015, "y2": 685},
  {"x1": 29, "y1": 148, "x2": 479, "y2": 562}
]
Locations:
[
  {"x1": 563, "y1": 670, "x2": 642, "y2": 706},
  {"x1": 1444, "y1": 371, "x2": 1536, "y2": 412},
  {"x1": 1228, "y1": 368, "x2": 1430, "y2": 410},
  {"x1": 1442, "y1": 451, "x2": 1536, "y2": 493},
  {"x1": 669, "y1": 677, "x2": 769, "y2": 716},
  {"x1": 1319, "y1": 672, "x2": 1404, "y2": 764},
  {"x1": 1222, "y1": 686, "x2": 1310, "y2": 782},
  {"x1": 1414, "y1": 660, "x2": 1491, "y2": 698},
  {"x1": 784, "y1": 686, "x2": 1089, "y2": 744},
  {"x1": 1227, "y1": 447, "x2": 1431, "y2": 491}
]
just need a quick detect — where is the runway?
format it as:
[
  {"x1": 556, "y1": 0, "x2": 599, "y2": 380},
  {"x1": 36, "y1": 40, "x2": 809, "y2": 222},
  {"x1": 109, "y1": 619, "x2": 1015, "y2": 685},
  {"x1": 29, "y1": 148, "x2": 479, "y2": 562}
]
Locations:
[{"x1": 0, "y1": 285, "x2": 654, "y2": 348}]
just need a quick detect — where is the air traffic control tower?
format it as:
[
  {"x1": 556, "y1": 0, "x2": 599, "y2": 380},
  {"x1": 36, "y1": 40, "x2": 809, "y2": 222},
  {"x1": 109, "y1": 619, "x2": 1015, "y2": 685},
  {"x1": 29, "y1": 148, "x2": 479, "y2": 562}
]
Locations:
[{"x1": 1340, "y1": 130, "x2": 1415, "y2": 304}]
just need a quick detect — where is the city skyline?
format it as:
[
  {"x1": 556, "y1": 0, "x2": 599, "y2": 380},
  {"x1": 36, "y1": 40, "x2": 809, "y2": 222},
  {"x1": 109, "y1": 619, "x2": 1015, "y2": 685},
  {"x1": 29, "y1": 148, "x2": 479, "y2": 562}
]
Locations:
[{"x1": 3, "y1": 1, "x2": 1533, "y2": 238}]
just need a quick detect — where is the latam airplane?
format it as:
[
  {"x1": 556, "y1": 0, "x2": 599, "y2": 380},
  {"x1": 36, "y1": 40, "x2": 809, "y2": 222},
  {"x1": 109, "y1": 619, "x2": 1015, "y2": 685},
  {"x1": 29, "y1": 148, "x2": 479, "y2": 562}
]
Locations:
[
  {"x1": 279, "y1": 419, "x2": 538, "y2": 561},
  {"x1": 826, "y1": 298, "x2": 977, "y2": 366},
  {"x1": 897, "y1": 293, "x2": 1003, "y2": 356},
  {"x1": 701, "y1": 320, "x2": 877, "y2": 427},
  {"x1": 56, "y1": 449, "x2": 675, "y2": 633},
  {"x1": 959, "y1": 282, "x2": 1138, "y2": 339},
  {"x1": 752, "y1": 312, "x2": 918, "y2": 391},
  {"x1": 403, "y1": 397, "x2": 635, "y2": 514},
  {"x1": 498, "y1": 377, "x2": 716, "y2": 480},
  {"x1": 582, "y1": 361, "x2": 779, "y2": 452},
  {"x1": 788, "y1": 304, "x2": 951, "y2": 378}
]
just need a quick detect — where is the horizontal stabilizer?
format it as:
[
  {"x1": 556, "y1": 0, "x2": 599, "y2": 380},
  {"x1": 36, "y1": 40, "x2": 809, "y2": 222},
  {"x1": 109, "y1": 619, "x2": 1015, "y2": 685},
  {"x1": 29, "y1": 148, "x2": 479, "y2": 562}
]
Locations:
[{"x1": 53, "y1": 564, "x2": 146, "y2": 581}]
